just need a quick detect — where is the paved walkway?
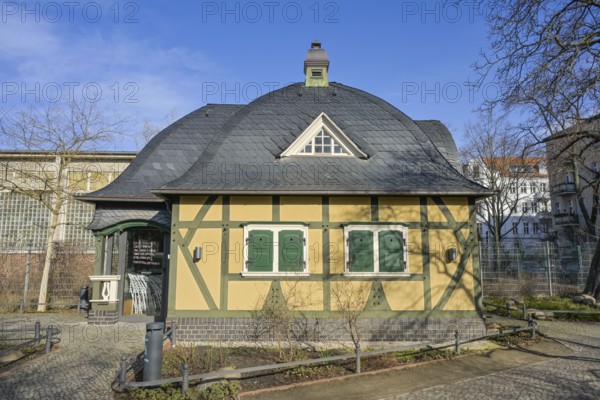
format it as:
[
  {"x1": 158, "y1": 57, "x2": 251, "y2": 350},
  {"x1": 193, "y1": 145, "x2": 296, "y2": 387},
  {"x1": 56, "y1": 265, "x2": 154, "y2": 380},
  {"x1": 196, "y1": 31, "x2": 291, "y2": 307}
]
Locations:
[
  {"x1": 246, "y1": 319, "x2": 600, "y2": 400},
  {"x1": 1, "y1": 314, "x2": 598, "y2": 399},
  {"x1": 0, "y1": 313, "x2": 146, "y2": 400}
]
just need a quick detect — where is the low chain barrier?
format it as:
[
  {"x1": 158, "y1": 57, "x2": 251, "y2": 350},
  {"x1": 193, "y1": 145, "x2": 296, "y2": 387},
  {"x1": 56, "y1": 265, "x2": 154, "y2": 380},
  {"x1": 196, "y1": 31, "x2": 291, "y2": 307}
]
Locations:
[
  {"x1": 114, "y1": 321, "x2": 537, "y2": 395},
  {"x1": 0, "y1": 320, "x2": 61, "y2": 358}
]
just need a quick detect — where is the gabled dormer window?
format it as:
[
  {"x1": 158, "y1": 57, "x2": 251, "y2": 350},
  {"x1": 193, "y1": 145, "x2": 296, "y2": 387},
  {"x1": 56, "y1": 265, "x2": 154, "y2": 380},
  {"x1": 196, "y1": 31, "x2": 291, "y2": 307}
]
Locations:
[
  {"x1": 280, "y1": 112, "x2": 367, "y2": 158},
  {"x1": 299, "y1": 128, "x2": 349, "y2": 155}
]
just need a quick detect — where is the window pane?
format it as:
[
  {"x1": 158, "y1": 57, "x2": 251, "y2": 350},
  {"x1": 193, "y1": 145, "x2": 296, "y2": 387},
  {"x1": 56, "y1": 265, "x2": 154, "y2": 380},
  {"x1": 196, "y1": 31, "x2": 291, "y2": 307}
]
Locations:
[
  {"x1": 378, "y1": 230, "x2": 404, "y2": 272},
  {"x1": 323, "y1": 136, "x2": 331, "y2": 145},
  {"x1": 315, "y1": 136, "x2": 323, "y2": 145},
  {"x1": 323, "y1": 145, "x2": 332, "y2": 153},
  {"x1": 314, "y1": 145, "x2": 323, "y2": 153},
  {"x1": 278, "y1": 230, "x2": 304, "y2": 272},
  {"x1": 247, "y1": 230, "x2": 273, "y2": 272},
  {"x1": 334, "y1": 145, "x2": 344, "y2": 154},
  {"x1": 348, "y1": 230, "x2": 374, "y2": 272}
]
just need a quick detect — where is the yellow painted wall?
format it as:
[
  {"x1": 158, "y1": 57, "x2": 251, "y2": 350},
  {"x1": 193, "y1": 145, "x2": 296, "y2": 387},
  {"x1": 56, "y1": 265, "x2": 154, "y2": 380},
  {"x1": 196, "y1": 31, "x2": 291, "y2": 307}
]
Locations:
[
  {"x1": 383, "y1": 281, "x2": 424, "y2": 310},
  {"x1": 329, "y1": 197, "x2": 371, "y2": 222},
  {"x1": 379, "y1": 197, "x2": 420, "y2": 222},
  {"x1": 280, "y1": 196, "x2": 322, "y2": 221},
  {"x1": 228, "y1": 281, "x2": 272, "y2": 310},
  {"x1": 328, "y1": 228, "x2": 345, "y2": 274},
  {"x1": 427, "y1": 197, "x2": 469, "y2": 222},
  {"x1": 173, "y1": 195, "x2": 479, "y2": 315},
  {"x1": 175, "y1": 247, "x2": 210, "y2": 310},
  {"x1": 230, "y1": 196, "x2": 272, "y2": 221}
]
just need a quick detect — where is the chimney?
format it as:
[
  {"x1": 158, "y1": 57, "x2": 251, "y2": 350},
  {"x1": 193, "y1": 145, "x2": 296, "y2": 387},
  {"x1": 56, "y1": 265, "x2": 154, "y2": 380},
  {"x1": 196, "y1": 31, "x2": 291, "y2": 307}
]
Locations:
[{"x1": 304, "y1": 40, "x2": 330, "y2": 87}]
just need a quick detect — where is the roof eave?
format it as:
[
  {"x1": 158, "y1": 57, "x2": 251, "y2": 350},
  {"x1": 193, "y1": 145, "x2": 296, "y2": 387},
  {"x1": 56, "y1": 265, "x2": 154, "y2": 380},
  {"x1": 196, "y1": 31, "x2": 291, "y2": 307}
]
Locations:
[{"x1": 151, "y1": 188, "x2": 496, "y2": 197}]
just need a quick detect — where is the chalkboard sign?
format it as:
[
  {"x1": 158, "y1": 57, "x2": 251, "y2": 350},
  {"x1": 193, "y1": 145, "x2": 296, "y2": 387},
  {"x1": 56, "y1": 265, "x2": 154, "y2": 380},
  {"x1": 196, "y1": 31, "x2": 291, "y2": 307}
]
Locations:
[
  {"x1": 129, "y1": 229, "x2": 163, "y2": 273},
  {"x1": 132, "y1": 239, "x2": 161, "y2": 267}
]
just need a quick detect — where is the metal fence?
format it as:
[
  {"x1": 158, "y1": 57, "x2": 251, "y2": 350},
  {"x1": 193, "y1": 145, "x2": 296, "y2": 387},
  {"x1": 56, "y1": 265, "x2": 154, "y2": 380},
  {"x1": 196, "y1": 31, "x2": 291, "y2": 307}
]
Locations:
[
  {"x1": 115, "y1": 320, "x2": 537, "y2": 395},
  {"x1": 0, "y1": 242, "x2": 95, "y2": 311},
  {"x1": 480, "y1": 240, "x2": 595, "y2": 297}
]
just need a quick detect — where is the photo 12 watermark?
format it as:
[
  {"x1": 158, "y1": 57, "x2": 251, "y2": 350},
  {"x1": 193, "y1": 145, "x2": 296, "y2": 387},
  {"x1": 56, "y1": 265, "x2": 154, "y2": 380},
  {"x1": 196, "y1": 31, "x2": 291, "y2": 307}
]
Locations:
[
  {"x1": 1, "y1": 81, "x2": 140, "y2": 103},
  {"x1": 1, "y1": 1, "x2": 140, "y2": 23},
  {"x1": 200, "y1": 1, "x2": 339, "y2": 23},
  {"x1": 400, "y1": 0, "x2": 493, "y2": 23},
  {"x1": 399, "y1": 80, "x2": 500, "y2": 104}
]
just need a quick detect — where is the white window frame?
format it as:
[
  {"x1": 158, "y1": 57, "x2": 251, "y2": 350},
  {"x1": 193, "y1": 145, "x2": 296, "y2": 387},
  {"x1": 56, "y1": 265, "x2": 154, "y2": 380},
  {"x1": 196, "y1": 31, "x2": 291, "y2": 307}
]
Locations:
[
  {"x1": 343, "y1": 224, "x2": 409, "y2": 277},
  {"x1": 242, "y1": 223, "x2": 309, "y2": 277}
]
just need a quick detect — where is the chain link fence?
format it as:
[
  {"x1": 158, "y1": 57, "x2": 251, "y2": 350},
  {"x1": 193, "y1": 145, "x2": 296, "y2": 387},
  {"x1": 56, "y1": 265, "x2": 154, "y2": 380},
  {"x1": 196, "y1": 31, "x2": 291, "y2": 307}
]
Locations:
[
  {"x1": 0, "y1": 241, "x2": 95, "y2": 311},
  {"x1": 480, "y1": 239, "x2": 594, "y2": 297}
]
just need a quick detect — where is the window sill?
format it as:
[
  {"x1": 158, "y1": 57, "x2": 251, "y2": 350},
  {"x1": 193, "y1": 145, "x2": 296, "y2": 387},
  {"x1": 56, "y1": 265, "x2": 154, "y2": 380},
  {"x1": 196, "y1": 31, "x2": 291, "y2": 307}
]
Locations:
[
  {"x1": 241, "y1": 272, "x2": 310, "y2": 278},
  {"x1": 343, "y1": 272, "x2": 410, "y2": 278}
]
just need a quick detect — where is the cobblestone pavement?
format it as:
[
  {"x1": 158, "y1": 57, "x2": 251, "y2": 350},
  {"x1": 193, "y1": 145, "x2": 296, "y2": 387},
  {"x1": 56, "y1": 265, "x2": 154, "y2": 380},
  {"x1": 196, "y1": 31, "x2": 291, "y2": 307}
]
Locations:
[
  {"x1": 0, "y1": 313, "x2": 146, "y2": 400},
  {"x1": 391, "y1": 319, "x2": 600, "y2": 400}
]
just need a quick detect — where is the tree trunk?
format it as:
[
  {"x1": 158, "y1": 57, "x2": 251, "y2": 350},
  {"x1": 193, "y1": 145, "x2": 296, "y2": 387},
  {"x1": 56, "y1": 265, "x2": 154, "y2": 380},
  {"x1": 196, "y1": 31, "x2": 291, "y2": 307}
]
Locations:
[
  {"x1": 37, "y1": 214, "x2": 59, "y2": 312},
  {"x1": 583, "y1": 240, "x2": 600, "y2": 300}
]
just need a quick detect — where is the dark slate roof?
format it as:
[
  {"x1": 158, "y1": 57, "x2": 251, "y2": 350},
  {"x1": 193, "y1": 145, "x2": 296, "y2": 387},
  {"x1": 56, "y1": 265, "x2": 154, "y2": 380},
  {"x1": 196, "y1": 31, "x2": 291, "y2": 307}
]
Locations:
[
  {"x1": 79, "y1": 104, "x2": 243, "y2": 202},
  {"x1": 152, "y1": 83, "x2": 492, "y2": 196},
  {"x1": 87, "y1": 205, "x2": 170, "y2": 230},
  {"x1": 414, "y1": 120, "x2": 462, "y2": 172}
]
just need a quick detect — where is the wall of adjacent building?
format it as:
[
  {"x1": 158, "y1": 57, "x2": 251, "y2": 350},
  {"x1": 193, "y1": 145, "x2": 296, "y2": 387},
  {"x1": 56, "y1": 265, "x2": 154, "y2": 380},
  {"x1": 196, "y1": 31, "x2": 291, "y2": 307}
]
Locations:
[{"x1": 169, "y1": 195, "x2": 481, "y2": 319}]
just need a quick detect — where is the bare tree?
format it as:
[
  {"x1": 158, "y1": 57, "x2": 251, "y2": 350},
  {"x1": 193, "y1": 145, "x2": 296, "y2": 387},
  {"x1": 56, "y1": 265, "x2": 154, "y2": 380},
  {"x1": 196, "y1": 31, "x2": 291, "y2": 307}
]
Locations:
[
  {"x1": 140, "y1": 109, "x2": 178, "y2": 144},
  {"x1": 330, "y1": 280, "x2": 370, "y2": 350},
  {"x1": 0, "y1": 101, "x2": 126, "y2": 311},
  {"x1": 473, "y1": 0, "x2": 600, "y2": 299}
]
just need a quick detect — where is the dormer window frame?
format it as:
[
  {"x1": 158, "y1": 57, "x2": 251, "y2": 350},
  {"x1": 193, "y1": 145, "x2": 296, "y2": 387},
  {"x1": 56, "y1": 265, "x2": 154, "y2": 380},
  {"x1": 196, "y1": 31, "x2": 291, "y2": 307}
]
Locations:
[{"x1": 280, "y1": 112, "x2": 368, "y2": 159}]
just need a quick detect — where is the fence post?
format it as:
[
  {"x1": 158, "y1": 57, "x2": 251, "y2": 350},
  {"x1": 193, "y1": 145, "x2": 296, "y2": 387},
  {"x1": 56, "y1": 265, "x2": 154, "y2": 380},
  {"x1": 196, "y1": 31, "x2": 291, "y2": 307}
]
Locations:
[
  {"x1": 119, "y1": 356, "x2": 128, "y2": 390},
  {"x1": 355, "y1": 343, "x2": 361, "y2": 374},
  {"x1": 171, "y1": 320, "x2": 177, "y2": 348},
  {"x1": 528, "y1": 316, "x2": 536, "y2": 339},
  {"x1": 34, "y1": 320, "x2": 41, "y2": 344},
  {"x1": 522, "y1": 304, "x2": 527, "y2": 320},
  {"x1": 454, "y1": 330, "x2": 461, "y2": 355},
  {"x1": 19, "y1": 299, "x2": 24, "y2": 314},
  {"x1": 182, "y1": 363, "x2": 189, "y2": 394},
  {"x1": 545, "y1": 241, "x2": 553, "y2": 296},
  {"x1": 22, "y1": 240, "x2": 32, "y2": 310},
  {"x1": 45, "y1": 326, "x2": 53, "y2": 354}
]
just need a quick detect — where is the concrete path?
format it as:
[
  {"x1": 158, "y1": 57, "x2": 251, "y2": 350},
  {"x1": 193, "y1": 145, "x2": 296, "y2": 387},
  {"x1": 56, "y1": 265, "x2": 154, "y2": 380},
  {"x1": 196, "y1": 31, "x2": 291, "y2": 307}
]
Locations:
[
  {"x1": 0, "y1": 313, "x2": 146, "y2": 400},
  {"x1": 245, "y1": 319, "x2": 600, "y2": 400},
  {"x1": 1, "y1": 314, "x2": 598, "y2": 399}
]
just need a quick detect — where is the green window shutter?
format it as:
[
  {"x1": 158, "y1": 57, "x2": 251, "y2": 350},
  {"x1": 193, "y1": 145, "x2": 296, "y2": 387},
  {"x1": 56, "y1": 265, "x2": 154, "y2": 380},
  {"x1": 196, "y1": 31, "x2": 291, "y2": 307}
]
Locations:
[
  {"x1": 247, "y1": 230, "x2": 273, "y2": 272},
  {"x1": 378, "y1": 230, "x2": 405, "y2": 272},
  {"x1": 348, "y1": 230, "x2": 374, "y2": 272},
  {"x1": 278, "y1": 230, "x2": 304, "y2": 272}
]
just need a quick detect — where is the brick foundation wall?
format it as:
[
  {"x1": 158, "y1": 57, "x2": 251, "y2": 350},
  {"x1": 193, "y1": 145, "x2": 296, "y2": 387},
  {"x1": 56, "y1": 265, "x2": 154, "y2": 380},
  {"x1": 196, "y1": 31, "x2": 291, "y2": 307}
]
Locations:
[
  {"x1": 174, "y1": 316, "x2": 486, "y2": 344},
  {"x1": 88, "y1": 309, "x2": 118, "y2": 325}
]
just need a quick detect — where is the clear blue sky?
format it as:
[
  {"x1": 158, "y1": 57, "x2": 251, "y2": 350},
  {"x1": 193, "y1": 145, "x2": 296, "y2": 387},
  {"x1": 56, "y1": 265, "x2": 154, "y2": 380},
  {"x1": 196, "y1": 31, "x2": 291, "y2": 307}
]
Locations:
[{"x1": 0, "y1": 0, "x2": 493, "y2": 150}]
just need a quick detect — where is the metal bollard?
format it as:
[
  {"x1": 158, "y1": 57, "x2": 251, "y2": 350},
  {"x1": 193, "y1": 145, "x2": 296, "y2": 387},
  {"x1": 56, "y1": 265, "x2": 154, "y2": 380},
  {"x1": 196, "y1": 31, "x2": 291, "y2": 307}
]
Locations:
[
  {"x1": 522, "y1": 304, "x2": 527, "y2": 320},
  {"x1": 454, "y1": 330, "x2": 461, "y2": 355},
  {"x1": 143, "y1": 322, "x2": 165, "y2": 382},
  {"x1": 182, "y1": 363, "x2": 189, "y2": 394},
  {"x1": 19, "y1": 299, "x2": 24, "y2": 314},
  {"x1": 78, "y1": 285, "x2": 90, "y2": 314},
  {"x1": 119, "y1": 356, "x2": 128, "y2": 390},
  {"x1": 34, "y1": 320, "x2": 41, "y2": 344},
  {"x1": 45, "y1": 326, "x2": 53, "y2": 354},
  {"x1": 355, "y1": 343, "x2": 361, "y2": 374}
]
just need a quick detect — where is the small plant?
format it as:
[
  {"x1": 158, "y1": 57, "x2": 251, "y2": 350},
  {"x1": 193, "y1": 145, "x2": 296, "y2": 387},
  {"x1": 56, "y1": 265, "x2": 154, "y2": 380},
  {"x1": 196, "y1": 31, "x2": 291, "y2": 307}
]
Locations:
[
  {"x1": 198, "y1": 380, "x2": 241, "y2": 400},
  {"x1": 285, "y1": 364, "x2": 347, "y2": 380},
  {"x1": 393, "y1": 349, "x2": 455, "y2": 364},
  {"x1": 162, "y1": 344, "x2": 230, "y2": 377}
]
